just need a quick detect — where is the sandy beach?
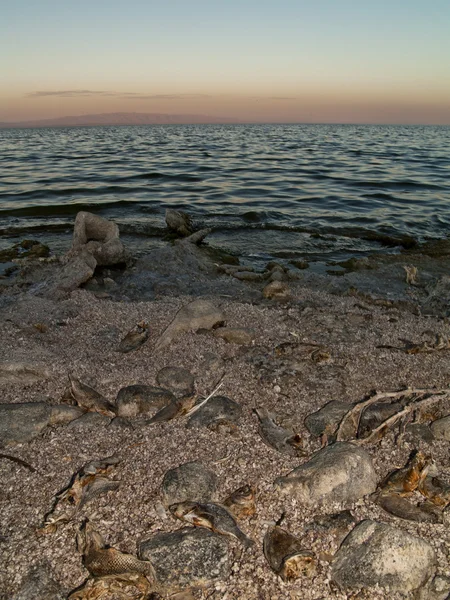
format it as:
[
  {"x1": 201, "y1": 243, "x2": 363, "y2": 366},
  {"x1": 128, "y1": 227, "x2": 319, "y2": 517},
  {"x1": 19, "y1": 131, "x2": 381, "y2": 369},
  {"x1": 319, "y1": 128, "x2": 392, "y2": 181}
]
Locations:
[{"x1": 0, "y1": 230, "x2": 449, "y2": 599}]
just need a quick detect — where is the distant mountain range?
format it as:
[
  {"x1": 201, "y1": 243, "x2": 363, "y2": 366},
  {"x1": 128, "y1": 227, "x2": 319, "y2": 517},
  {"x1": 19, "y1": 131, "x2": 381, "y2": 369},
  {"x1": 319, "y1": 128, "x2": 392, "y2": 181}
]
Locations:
[{"x1": 0, "y1": 112, "x2": 243, "y2": 128}]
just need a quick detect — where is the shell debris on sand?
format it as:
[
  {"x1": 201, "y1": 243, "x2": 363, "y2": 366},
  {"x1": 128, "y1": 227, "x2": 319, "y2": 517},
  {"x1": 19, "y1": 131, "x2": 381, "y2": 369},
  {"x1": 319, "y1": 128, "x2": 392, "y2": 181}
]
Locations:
[{"x1": 0, "y1": 284, "x2": 450, "y2": 599}]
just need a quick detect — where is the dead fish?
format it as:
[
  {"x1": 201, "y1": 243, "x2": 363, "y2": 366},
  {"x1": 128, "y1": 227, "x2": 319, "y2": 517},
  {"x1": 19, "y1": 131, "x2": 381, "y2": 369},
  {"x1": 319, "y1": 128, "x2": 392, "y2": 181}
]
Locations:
[
  {"x1": 68, "y1": 374, "x2": 116, "y2": 417},
  {"x1": 223, "y1": 484, "x2": 256, "y2": 519},
  {"x1": 40, "y1": 456, "x2": 120, "y2": 533},
  {"x1": 264, "y1": 524, "x2": 316, "y2": 581},
  {"x1": 145, "y1": 394, "x2": 197, "y2": 424},
  {"x1": 169, "y1": 501, "x2": 254, "y2": 548},
  {"x1": 418, "y1": 475, "x2": 450, "y2": 508},
  {"x1": 376, "y1": 492, "x2": 443, "y2": 523},
  {"x1": 379, "y1": 450, "x2": 431, "y2": 495},
  {"x1": 118, "y1": 321, "x2": 149, "y2": 353},
  {"x1": 254, "y1": 408, "x2": 304, "y2": 456}
]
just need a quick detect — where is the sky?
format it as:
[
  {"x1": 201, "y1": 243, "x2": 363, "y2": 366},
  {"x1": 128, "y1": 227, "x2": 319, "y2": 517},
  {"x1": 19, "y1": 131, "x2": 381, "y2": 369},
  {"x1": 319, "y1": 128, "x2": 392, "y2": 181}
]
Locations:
[{"x1": 1, "y1": 0, "x2": 450, "y2": 124}]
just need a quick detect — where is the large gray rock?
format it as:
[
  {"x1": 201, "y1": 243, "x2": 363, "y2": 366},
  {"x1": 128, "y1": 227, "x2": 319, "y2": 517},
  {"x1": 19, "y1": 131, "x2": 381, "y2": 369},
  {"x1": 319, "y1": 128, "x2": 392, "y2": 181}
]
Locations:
[
  {"x1": 156, "y1": 300, "x2": 225, "y2": 350},
  {"x1": 161, "y1": 461, "x2": 218, "y2": 506},
  {"x1": 430, "y1": 415, "x2": 450, "y2": 441},
  {"x1": 115, "y1": 385, "x2": 174, "y2": 418},
  {"x1": 304, "y1": 401, "x2": 352, "y2": 438},
  {"x1": 0, "y1": 402, "x2": 52, "y2": 447},
  {"x1": 49, "y1": 404, "x2": 85, "y2": 425},
  {"x1": 331, "y1": 520, "x2": 436, "y2": 595},
  {"x1": 72, "y1": 211, "x2": 130, "y2": 266},
  {"x1": 139, "y1": 527, "x2": 230, "y2": 589},
  {"x1": 13, "y1": 563, "x2": 65, "y2": 600},
  {"x1": 274, "y1": 442, "x2": 377, "y2": 507},
  {"x1": 156, "y1": 367, "x2": 195, "y2": 397},
  {"x1": 187, "y1": 396, "x2": 242, "y2": 429}
]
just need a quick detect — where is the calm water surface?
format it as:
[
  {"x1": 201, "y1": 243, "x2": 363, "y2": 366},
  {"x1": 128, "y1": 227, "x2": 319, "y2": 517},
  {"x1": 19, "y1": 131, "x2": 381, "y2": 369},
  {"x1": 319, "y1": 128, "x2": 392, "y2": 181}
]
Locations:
[{"x1": 0, "y1": 124, "x2": 449, "y2": 265}]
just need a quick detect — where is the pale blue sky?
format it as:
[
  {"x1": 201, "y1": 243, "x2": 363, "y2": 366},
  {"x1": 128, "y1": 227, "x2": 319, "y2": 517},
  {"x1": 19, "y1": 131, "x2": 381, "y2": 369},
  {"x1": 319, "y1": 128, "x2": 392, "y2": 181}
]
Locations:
[{"x1": 2, "y1": 0, "x2": 450, "y2": 122}]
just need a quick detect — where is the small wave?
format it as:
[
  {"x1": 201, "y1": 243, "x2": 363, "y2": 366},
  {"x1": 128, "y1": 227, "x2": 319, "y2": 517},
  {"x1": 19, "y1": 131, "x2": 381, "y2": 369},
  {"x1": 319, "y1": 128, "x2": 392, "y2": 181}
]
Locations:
[{"x1": 0, "y1": 199, "x2": 143, "y2": 217}]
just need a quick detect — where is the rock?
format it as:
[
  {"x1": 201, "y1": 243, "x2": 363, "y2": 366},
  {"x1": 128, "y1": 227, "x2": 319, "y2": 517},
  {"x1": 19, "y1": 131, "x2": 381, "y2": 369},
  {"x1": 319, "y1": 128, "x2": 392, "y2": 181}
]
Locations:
[
  {"x1": 304, "y1": 401, "x2": 352, "y2": 438},
  {"x1": 139, "y1": 527, "x2": 230, "y2": 590},
  {"x1": 108, "y1": 416, "x2": 134, "y2": 430},
  {"x1": 72, "y1": 211, "x2": 130, "y2": 266},
  {"x1": 53, "y1": 249, "x2": 97, "y2": 294},
  {"x1": 305, "y1": 510, "x2": 357, "y2": 542},
  {"x1": 404, "y1": 423, "x2": 435, "y2": 444},
  {"x1": 156, "y1": 300, "x2": 225, "y2": 350},
  {"x1": 165, "y1": 208, "x2": 193, "y2": 237},
  {"x1": 290, "y1": 259, "x2": 309, "y2": 270},
  {"x1": 49, "y1": 405, "x2": 85, "y2": 425},
  {"x1": 232, "y1": 271, "x2": 265, "y2": 282},
  {"x1": 331, "y1": 520, "x2": 436, "y2": 595},
  {"x1": 0, "y1": 240, "x2": 50, "y2": 262},
  {"x1": 196, "y1": 353, "x2": 226, "y2": 391},
  {"x1": 430, "y1": 415, "x2": 450, "y2": 441},
  {"x1": 13, "y1": 563, "x2": 65, "y2": 600},
  {"x1": 417, "y1": 575, "x2": 450, "y2": 600},
  {"x1": 187, "y1": 396, "x2": 242, "y2": 429},
  {"x1": 358, "y1": 402, "x2": 403, "y2": 438},
  {"x1": 156, "y1": 367, "x2": 195, "y2": 396},
  {"x1": 0, "y1": 361, "x2": 51, "y2": 384},
  {"x1": 263, "y1": 280, "x2": 290, "y2": 300},
  {"x1": 213, "y1": 327, "x2": 255, "y2": 345},
  {"x1": 274, "y1": 442, "x2": 377, "y2": 507},
  {"x1": 66, "y1": 412, "x2": 111, "y2": 430},
  {"x1": 0, "y1": 402, "x2": 52, "y2": 447},
  {"x1": 161, "y1": 461, "x2": 218, "y2": 506},
  {"x1": 115, "y1": 385, "x2": 174, "y2": 418}
]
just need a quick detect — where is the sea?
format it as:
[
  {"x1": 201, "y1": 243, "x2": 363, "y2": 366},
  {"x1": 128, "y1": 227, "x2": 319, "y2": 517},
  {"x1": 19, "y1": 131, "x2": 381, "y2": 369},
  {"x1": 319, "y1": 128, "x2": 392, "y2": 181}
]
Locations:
[{"x1": 0, "y1": 123, "x2": 449, "y2": 271}]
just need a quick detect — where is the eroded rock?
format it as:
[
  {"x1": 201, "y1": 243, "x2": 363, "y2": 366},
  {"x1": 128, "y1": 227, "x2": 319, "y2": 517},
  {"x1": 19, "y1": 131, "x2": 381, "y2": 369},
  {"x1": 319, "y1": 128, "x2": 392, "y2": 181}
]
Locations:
[
  {"x1": 274, "y1": 442, "x2": 377, "y2": 507},
  {"x1": 331, "y1": 520, "x2": 436, "y2": 595}
]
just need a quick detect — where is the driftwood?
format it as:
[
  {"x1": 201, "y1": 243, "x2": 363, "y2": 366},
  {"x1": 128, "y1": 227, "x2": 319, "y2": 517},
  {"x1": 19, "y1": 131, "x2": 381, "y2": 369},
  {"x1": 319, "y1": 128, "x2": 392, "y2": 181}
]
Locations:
[{"x1": 335, "y1": 388, "x2": 450, "y2": 445}]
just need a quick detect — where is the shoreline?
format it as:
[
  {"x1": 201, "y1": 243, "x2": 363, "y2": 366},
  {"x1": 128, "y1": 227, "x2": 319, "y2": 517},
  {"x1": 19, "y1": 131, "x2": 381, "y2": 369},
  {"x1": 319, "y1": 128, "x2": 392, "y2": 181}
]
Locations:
[{"x1": 0, "y1": 235, "x2": 449, "y2": 598}]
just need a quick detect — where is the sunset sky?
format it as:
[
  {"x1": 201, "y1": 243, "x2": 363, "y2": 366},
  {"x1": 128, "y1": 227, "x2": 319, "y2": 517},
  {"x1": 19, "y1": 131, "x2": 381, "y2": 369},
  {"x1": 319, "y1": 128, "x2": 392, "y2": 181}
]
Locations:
[{"x1": 2, "y1": 0, "x2": 450, "y2": 124}]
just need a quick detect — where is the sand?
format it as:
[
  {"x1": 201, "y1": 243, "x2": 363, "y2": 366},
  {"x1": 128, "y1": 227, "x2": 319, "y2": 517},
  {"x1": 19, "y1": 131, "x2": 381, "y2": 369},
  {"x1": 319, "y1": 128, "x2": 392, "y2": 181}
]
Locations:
[{"x1": 0, "y1": 280, "x2": 449, "y2": 599}]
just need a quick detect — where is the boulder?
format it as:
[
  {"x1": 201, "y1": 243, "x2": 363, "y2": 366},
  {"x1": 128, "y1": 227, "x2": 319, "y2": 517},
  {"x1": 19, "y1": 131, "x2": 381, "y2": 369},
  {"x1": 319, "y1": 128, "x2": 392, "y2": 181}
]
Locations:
[
  {"x1": 161, "y1": 461, "x2": 218, "y2": 506},
  {"x1": 155, "y1": 300, "x2": 225, "y2": 350},
  {"x1": 331, "y1": 520, "x2": 436, "y2": 595},
  {"x1": 274, "y1": 442, "x2": 377, "y2": 507},
  {"x1": 115, "y1": 385, "x2": 174, "y2": 418},
  {"x1": 139, "y1": 527, "x2": 230, "y2": 590},
  {"x1": 430, "y1": 415, "x2": 450, "y2": 441},
  {"x1": 72, "y1": 211, "x2": 130, "y2": 266},
  {"x1": 0, "y1": 402, "x2": 52, "y2": 447},
  {"x1": 156, "y1": 367, "x2": 195, "y2": 397}
]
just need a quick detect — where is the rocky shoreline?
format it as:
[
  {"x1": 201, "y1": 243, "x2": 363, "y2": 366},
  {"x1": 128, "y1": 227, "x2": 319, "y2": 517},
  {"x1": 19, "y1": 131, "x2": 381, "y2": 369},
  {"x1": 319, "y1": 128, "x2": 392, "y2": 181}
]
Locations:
[{"x1": 0, "y1": 213, "x2": 449, "y2": 599}]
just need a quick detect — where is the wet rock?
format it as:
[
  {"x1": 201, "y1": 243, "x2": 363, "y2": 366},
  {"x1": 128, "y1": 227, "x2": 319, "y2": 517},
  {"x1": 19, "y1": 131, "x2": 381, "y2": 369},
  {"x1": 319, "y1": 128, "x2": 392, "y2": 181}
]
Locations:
[
  {"x1": 304, "y1": 401, "x2": 352, "y2": 438},
  {"x1": 116, "y1": 385, "x2": 174, "y2": 418},
  {"x1": 66, "y1": 411, "x2": 111, "y2": 430},
  {"x1": 49, "y1": 404, "x2": 85, "y2": 425},
  {"x1": 165, "y1": 208, "x2": 193, "y2": 237},
  {"x1": 331, "y1": 520, "x2": 436, "y2": 595},
  {"x1": 213, "y1": 327, "x2": 255, "y2": 345},
  {"x1": 0, "y1": 361, "x2": 51, "y2": 384},
  {"x1": 232, "y1": 271, "x2": 265, "y2": 282},
  {"x1": 156, "y1": 300, "x2": 225, "y2": 350},
  {"x1": 13, "y1": 563, "x2": 65, "y2": 600},
  {"x1": 0, "y1": 239, "x2": 50, "y2": 262},
  {"x1": 263, "y1": 280, "x2": 290, "y2": 300},
  {"x1": 161, "y1": 461, "x2": 218, "y2": 506},
  {"x1": 139, "y1": 527, "x2": 230, "y2": 590},
  {"x1": 430, "y1": 415, "x2": 450, "y2": 441},
  {"x1": 156, "y1": 367, "x2": 195, "y2": 396},
  {"x1": 0, "y1": 402, "x2": 52, "y2": 447},
  {"x1": 274, "y1": 442, "x2": 377, "y2": 507},
  {"x1": 290, "y1": 259, "x2": 309, "y2": 270},
  {"x1": 187, "y1": 396, "x2": 242, "y2": 429}
]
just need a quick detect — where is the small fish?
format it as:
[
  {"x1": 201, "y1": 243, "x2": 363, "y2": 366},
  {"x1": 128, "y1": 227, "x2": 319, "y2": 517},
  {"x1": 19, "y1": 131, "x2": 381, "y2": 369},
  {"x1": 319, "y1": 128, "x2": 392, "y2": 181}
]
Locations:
[
  {"x1": 223, "y1": 484, "x2": 256, "y2": 519},
  {"x1": 418, "y1": 475, "x2": 450, "y2": 508},
  {"x1": 118, "y1": 321, "x2": 149, "y2": 353},
  {"x1": 169, "y1": 501, "x2": 254, "y2": 548},
  {"x1": 376, "y1": 492, "x2": 443, "y2": 523},
  {"x1": 145, "y1": 394, "x2": 197, "y2": 424},
  {"x1": 68, "y1": 374, "x2": 116, "y2": 417},
  {"x1": 254, "y1": 408, "x2": 304, "y2": 456},
  {"x1": 264, "y1": 524, "x2": 316, "y2": 581}
]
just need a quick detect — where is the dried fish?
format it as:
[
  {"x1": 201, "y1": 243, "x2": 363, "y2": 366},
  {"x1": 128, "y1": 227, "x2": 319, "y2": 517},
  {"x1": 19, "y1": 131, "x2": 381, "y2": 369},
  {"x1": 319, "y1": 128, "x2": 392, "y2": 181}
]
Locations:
[
  {"x1": 223, "y1": 484, "x2": 256, "y2": 519},
  {"x1": 254, "y1": 408, "x2": 304, "y2": 456},
  {"x1": 264, "y1": 523, "x2": 316, "y2": 581},
  {"x1": 67, "y1": 374, "x2": 116, "y2": 417},
  {"x1": 118, "y1": 321, "x2": 149, "y2": 353}
]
